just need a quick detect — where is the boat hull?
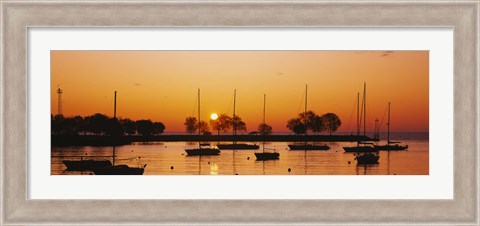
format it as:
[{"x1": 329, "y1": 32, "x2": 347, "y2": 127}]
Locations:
[
  {"x1": 217, "y1": 144, "x2": 259, "y2": 150},
  {"x1": 373, "y1": 144, "x2": 408, "y2": 151},
  {"x1": 185, "y1": 148, "x2": 221, "y2": 156},
  {"x1": 343, "y1": 146, "x2": 376, "y2": 152},
  {"x1": 63, "y1": 160, "x2": 112, "y2": 171},
  {"x1": 356, "y1": 153, "x2": 380, "y2": 164},
  {"x1": 92, "y1": 165, "x2": 145, "y2": 175},
  {"x1": 255, "y1": 152, "x2": 279, "y2": 160},
  {"x1": 288, "y1": 144, "x2": 330, "y2": 150}
]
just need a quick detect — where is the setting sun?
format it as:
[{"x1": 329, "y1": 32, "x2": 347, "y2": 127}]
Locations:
[{"x1": 210, "y1": 113, "x2": 219, "y2": 120}]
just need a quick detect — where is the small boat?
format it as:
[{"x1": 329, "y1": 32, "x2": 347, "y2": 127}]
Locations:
[
  {"x1": 355, "y1": 153, "x2": 380, "y2": 164},
  {"x1": 63, "y1": 159, "x2": 112, "y2": 171},
  {"x1": 342, "y1": 145, "x2": 376, "y2": 152},
  {"x1": 255, "y1": 94, "x2": 280, "y2": 161},
  {"x1": 92, "y1": 91, "x2": 146, "y2": 175},
  {"x1": 185, "y1": 89, "x2": 221, "y2": 156},
  {"x1": 217, "y1": 89, "x2": 259, "y2": 150},
  {"x1": 288, "y1": 144, "x2": 330, "y2": 150},
  {"x1": 185, "y1": 147, "x2": 220, "y2": 156},
  {"x1": 255, "y1": 150, "x2": 279, "y2": 160},
  {"x1": 93, "y1": 164, "x2": 146, "y2": 175},
  {"x1": 217, "y1": 143, "x2": 259, "y2": 150},
  {"x1": 345, "y1": 83, "x2": 379, "y2": 164},
  {"x1": 288, "y1": 85, "x2": 330, "y2": 151},
  {"x1": 373, "y1": 102, "x2": 408, "y2": 151}
]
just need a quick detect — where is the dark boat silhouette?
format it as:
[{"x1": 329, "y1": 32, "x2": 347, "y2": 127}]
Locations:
[
  {"x1": 217, "y1": 89, "x2": 259, "y2": 150},
  {"x1": 93, "y1": 164, "x2": 146, "y2": 175},
  {"x1": 185, "y1": 89, "x2": 221, "y2": 156},
  {"x1": 63, "y1": 159, "x2": 112, "y2": 171},
  {"x1": 255, "y1": 94, "x2": 280, "y2": 161},
  {"x1": 344, "y1": 83, "x2": 379, "y2": 164},
  {"x1": 289, "y1": 144, "x2": 330, "y2": 150},
  {"x1": 217, "y1": 143, "x2": 259, "y2": 150},
  {"x1": 342, "y1": 88, "x2": 378, "y2": 153},
  {"x1": 255, "y1": 148, "x2": 279, "y2": 160},
  {"x1": 355, "y1": 153, "x2": 380, "y2": 165},
  {"x1": 92, "y1": 91, "x2": 146, "y2": 175},
  {"x1": 288, "y1": 85, "x2": 330, "y2": 151},
  {"x1": 373, "y1": 102, "x2": 408, "y2": 151}
]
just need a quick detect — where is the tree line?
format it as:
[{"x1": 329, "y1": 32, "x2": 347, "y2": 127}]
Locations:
[
  {"x1": 287, "y1": 111, "x2": 341, "y2": 135},
  {"x1": 184, "y1": 111, "x2": 340, "y2": 136},
  {"x1": 184, "y1": 114, "x2": 271, "y2": 135},
  {"x1": 51, "y1": 113, "x2": 165, "y2": 136}
]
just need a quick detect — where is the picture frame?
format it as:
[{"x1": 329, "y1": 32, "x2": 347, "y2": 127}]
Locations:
[{"x1": 1, "y1": 0, "x2": 478, "y2": 225}]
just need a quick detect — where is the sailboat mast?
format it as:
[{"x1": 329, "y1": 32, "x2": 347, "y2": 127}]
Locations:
[
  {"x1": 263, "y1": 94, "x2": 266, "y2": 125},
  {"x1": 356, "y1": 92, "x2": 360, "y2": 146},
  {"x1": 114, "y1": 91, "x2": 117, "y2": 119},
  {"x1": 305, "y1": 84, "x2": 308, "y2": 135},
  {"x1": 387, "y1": 102, "x2": 391, "y2": 144},
  {"x1": 363, "y1": 83, "x2": 366, "y2": 143},
  {"x1": 233, "y1": 89, "x2": 236, "y2": 137},
  {"x1": 198, "y1": 89, "x2": 201, "y2": 148},
  {"x1": 263, "y1": 94, "x2": 266, "y2": 153},
  {"x1": 113, "y1": 91, "x2": 117, "y2": 166}
]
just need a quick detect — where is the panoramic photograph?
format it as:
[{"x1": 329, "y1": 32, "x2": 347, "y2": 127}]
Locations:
[{"x1": 51, "y1": 50, "x2": 429, "y2": 175}]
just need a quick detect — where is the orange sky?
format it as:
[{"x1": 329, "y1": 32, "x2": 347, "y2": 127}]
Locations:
[{"x1": 51, "y1": 51, "x2": 429, "y2": 133}]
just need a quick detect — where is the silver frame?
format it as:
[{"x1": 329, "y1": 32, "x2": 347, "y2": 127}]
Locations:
[{"x1": 1, "y1": 1, "x2": 478, "y2": 225}]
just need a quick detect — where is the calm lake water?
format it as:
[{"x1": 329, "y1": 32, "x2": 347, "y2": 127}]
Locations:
[{"x1": 51, "y1": 132, "x2": 428, "y2": 175}]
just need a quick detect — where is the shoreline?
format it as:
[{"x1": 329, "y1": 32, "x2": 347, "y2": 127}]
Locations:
[{"x1": 51, "y1": 134, "x2": 377, "y2": 147}]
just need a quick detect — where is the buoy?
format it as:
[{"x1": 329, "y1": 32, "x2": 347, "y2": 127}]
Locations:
[
  {"x1": 170, "y1": 166, "x2": 174, "y2": 170},
  {"x1": 247, "y1": 157, "x2": 250, "y2": 160},
  {"x1": 348, "y1": 161, "x2": 351, "y2": 164},
  {"x1": 235, "y1": 173, "x2": 239, "y2": 175},
  {"x1": 288, "y1": 168, "x2": 291, "y2": 172},
  {"x1": 208, "y1": 162, "x2": 210, "y2": 164}
]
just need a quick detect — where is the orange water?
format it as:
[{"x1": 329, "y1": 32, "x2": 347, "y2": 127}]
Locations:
[{"x1": 51, "y1": 140, "x2": 428, "y2": 175}]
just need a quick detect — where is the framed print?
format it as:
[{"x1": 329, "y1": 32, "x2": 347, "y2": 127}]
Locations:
[{"x1": 1, "y1": 0, "x2": 478, "y2": 225}]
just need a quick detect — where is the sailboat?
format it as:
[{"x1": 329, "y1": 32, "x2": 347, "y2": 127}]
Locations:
[
  {"x1": 344, "y1": 83, "x2": 379, "y2": 164},
  {"x1": 343, "y1": 89, "x2": 376, "y2": 153},
  {"x1": 185, "y1": 89, "x2": 221, "y2": 156},
  {"x1": 63, "y1": 159, "x2": 112, "y2": 171},
  {"x1": 373, "y1": 102, "x2": 408, "y2": 151},
  {"x1": 217, "y1": 89, "x2": 259, "y2": 150},
  {"x1": 92, "y1": 91, "x2": 146, "y2": 175},
  {"x1": 288, "y1": 85, "x2": 330, "y2": 151},
  {"x1": 255, "y1": 94, "x2": 279, "y2": 160}
]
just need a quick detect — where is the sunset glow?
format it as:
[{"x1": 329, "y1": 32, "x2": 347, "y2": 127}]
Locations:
[
  {"x1": 51, "y1": 50, "x2": 429, "y2": 133},
  {"x1": 210, "y1": 113, "x2": 219, "y2": 120}
]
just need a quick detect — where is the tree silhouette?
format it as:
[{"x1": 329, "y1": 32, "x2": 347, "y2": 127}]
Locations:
[
  {"x1": 120, "y1": 118, "x2": 136, "y2": 136},
  {"x1": 153, "y1": 122, "x2": 166, "y2": 135},
  {"x1": 257, "y1": 123, "x2": 273, "y2": 135},
  {"x1": 51, "y1": 114, "x2": 65, "y2": 135},
  {"x1": 85, "y1": 113, "x2": 109, "y2": 135},
  {"x1": 299, "y1": 111, "x2": 317, "y2": 130},
  {"x1": 210, "y1": 113, "x2": 231, "y2": 135},
  {"x1": 310, "y1": 115, "x2": 326, "y2": 135},
  {"x1": 136, "y1": 119, "x2": 154, "y2": 136},
  {"x1": 198, "y1": 121, "x2": 210, "y2": 134},
  {"x1": 286, "y1": 118, "x2": 306, "y2": 135},
  {"x1": 231, "y1": 115, "x2": 247, "y2": 133},
  {"x1": 184, "y1": 117, "x2": 197, "y2": 135},
  {"x1": 322, "y1": 113, "x2": 342, "y2": 135},
  {"x1": 105, "y1": 118, "x2": 123, "y2": 136}
]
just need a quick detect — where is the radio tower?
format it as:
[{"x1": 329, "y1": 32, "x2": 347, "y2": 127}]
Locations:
[{"x1": 56, "y1": 86, "x2": 63, "y2": 115}]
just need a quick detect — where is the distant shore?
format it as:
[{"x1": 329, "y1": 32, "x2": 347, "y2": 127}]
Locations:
[{"x1": 51, "y1": 134, "x2": 377, "y2": 147}]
